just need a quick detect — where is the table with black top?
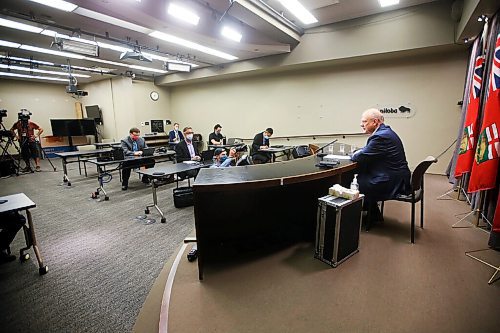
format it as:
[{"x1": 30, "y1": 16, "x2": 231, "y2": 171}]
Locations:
[
  {"x1": 54, "y1": 148, "x2": 113, "y2": 186},
  {"x1": 192, "y1": 155, "x2": 357, "y2": 280},
  {"x1": 0, "y1": 193, "x2": 48, "y2": 275},
  {"x1": 85, "y1": 151, "x2": 175, "y2": 201},
  {"x1": 137, "y1": 161, "x2": 212, "y2": 223}
]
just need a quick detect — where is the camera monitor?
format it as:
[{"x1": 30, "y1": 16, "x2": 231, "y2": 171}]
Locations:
[{"x1": 85, "y1": 105, "x2": 102, "y2": 124}]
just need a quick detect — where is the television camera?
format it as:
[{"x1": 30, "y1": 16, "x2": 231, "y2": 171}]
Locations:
[{"x1": 233, "y1": 144, "x2": 247, "y2": 153}]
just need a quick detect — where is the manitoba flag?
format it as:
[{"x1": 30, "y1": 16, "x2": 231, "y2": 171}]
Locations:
[
  {"x1": 455, "y1": 52, "x2": 485, "y2": 177},
  {"x1": 468, "y1": 32, "x2": 500, "y2": 192}
]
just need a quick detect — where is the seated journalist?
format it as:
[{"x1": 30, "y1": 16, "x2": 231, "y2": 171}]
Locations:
[
  {"x1": 175, "y1": 126, "x2": 201, "y2": 179},
  {"x1": 350, "y1": 108, "x2": 411, "y2": 221},
  {"x1": 208, "y1": 124, "x2": 225, "y2": 146},
  {"x1": 251, "y1": 128, "x2": 273, "y2": 164},
  {"x1": 210, "y1": 148, "x2": 238, "y2": 168},
  {"x1": 168, "y1": 123, "x2": 184, "y2": 144},
  {"x1": 0, "y1": 211, "x2": 26, "y2": 264},
  {"x1": 120, "y1": 127, "x2": 155, "y2": 190}
]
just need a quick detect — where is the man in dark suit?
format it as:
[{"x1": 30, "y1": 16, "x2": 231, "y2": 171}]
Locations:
[
  {"x1": 175, "y1": 126, "x2": 201, "y2": 179},
  {"x1": 251, "y1": 128, "x2": 273, "y2": 164},
  {"x1": 351, "y1": 109, "x2": 411, "y2": 220},
  {"x1": 168, "y1": 123, "x2": 184, "y2": 147},
  {"x1": 120, "y1": 127, "x2": 155, "y2": 190}
]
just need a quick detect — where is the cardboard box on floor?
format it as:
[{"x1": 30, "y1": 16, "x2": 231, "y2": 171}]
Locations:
[{"x1": 42, "y1": 136, "x2": 89, "y2": 147}]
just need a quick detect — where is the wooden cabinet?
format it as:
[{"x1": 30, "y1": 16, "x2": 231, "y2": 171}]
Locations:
[{"x1": 143, "y1": 134, "x2": 169, "y2": 147}]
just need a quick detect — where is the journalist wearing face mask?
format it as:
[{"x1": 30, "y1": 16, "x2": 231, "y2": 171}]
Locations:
[
  {"x1": 168, "y1": 122, "x2": 184, "y2": 144},
  {"x1": 251, "y1": 127, "x2": 273, "y2": 164},
  {"x1": 120, "y1": 127, "x2": 155, "y2": 190},
  {"x1": 175, "y1": 126, "x2": 201, "y2": 163},
  {"x1": 210, "y1": 148, "x2": 236, "y2": 168}
]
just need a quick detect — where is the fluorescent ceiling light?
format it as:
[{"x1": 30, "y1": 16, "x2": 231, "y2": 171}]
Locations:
[
  {"x1": 0, "y1": 71, "x2": 68, "y2": 82},
  {"x1": 0, "y1": 55, "x2": 54, "y2": 65},
  {"x1": 96, "y1": 42, "x2": 132, "y2": 53},
  {"x1": 0, "y1": 64, "x2": 90, "y2": 78},
  {"x1": 73, "y1": 7, "x2": 151, "y2": 34},
  {"x1": 149, "y1": 31, "x2": 238, "y2": 61},
  {"x1": 128, "y1": 64, "x2": 167, "y2": 74},
  {"x1": 0, "y1": 40, "x2": 21, "y2": 48},
  {"x1": 167, "y1": 3, "x2": 200, "y2": 26},
  {"x1": 142, "y1": 52, "x2": 199, "y2": 68},
  {"x1": 20, "y1": 45, "x2": 85, "y2": 59},
  {"x1": 71, "y1": 65, "x2": 112, "y2": 73},
  {"x1": 0, "y1": 18, "x2": 43, "y2": 33},
  {"x1": 378, "y1": 0, "x2": 399, "y2": 7},
  {"x1": 277, "y1": 0, "x2": 318, "y2": 25},
  {"x1": 221, "y1": 26, "x2": 242, "y2": 42},
  {"x1": 166, "y1": 62, "x2": 190, "y2": 72},
  {"x1": 29, "y1": 0, "x2": 78, "y2": 12},
  {"x1": 82, "y1": 56, "x2": 129, "y2": 67}
]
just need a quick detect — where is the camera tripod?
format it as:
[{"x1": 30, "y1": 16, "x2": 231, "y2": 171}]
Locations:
[{"x1": 0, "y1": 121, "x2": 23, "y2": 176}]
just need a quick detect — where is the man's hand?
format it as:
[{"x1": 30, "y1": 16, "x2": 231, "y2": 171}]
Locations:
[
  {"x1": 134, "y1": 151, "x2": 143, "y2": 156},
  {"x1": 260, "y1": 145, "x2": 268, "y2": 150},
  {"x1": 192, "y1": 155, "x2": 201, "y2": 161}
]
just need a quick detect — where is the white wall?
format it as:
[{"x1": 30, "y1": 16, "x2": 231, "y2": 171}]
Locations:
[
  {"x1": 0, "y1": 79, "x2": 76, "y2": 135},
  {"x1": 81, "y1": 77, "x2": 171, "y2": 140},
  {"x1": 169, "y1": 50, "x2": 467, "y2": 174}
]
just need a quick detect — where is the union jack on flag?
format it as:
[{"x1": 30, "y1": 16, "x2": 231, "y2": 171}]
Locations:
[
  {"x1": 472, "y1": 56, "x2": 485, "y2": 99},
  {"x1": 476, "y1": 123, "x2": 500, "y2": 164},
  {"x1": 491, "y1": 33, "x2": 500, "y2": 92}
]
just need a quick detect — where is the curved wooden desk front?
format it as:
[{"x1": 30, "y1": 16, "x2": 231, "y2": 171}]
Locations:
[{"x1": 193, "y1": 156, "x2": 357, "y2": 280}]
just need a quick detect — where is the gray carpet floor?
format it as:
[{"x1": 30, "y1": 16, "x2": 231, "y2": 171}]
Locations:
[{"x1": 0, "y1": 159, "x2": 194, "y2": 333}]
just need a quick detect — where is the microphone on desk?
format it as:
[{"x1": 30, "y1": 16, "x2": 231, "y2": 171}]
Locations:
[{"x1": 316, "y1": 139, "x2": 338, "y2": 157}]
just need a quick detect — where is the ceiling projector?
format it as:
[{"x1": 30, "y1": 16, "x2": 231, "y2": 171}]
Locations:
[{"x1": 120, "y1": 50, "x2": 152, "y2": 62}]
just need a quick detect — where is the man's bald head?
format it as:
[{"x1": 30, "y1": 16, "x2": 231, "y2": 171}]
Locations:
[{"x1": 360, "y1": 108, "x2": 384, "y2": 135}]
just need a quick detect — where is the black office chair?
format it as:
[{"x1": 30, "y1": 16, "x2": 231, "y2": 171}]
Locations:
[
  {"x1": 380, "y1": 156, "x2": 437, "y2": 244},
  {"x1": 292, "y1": 145, "x2": 311, "y2": 159}
]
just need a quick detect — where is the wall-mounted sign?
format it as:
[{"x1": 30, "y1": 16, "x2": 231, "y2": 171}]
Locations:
[{"x1": 376, "y1": 103, "x2": 416, "y2": 118}]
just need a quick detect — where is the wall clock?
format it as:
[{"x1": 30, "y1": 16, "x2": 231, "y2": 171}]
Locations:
[{"x1": 150, "y1": 91, "x2": 159, "y2": 101}]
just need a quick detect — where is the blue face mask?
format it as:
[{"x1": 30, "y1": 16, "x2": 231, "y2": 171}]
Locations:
[
  {"x1": 220, "y1": 156, "x2": 228, "y2": 163},
  {"x1": 263, "y1": 135, "x2": 269, "y2": 140}
]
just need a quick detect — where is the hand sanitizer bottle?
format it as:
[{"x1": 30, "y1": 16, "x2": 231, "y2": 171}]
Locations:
[{"x1": 350, "y1": 174, "x2": 359, "y2": 191}]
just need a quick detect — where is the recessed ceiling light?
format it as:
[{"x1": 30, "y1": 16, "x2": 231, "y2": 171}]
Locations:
[
  {"x1": 0, "y1": 71, "x2": 69, "y2": 82},
  {"x1": 0, "y1": 17, "x2": 44, "y2": 33},
  {"x1": 20, "y1": 45, "x2": 85, "y2": 59},
  {"x1": 378, "y1": 0, "x2": 399, "y2": 7},
  {"x1": 28, "y1": 0, "x2": 78, "y2": 12},
  {"x1": 0, "y1": 64, "x2": 90, "y2": 78},
  {"x1": 128, "y1": 64, "x2": 167, "y2": 74},
  {"x1": 149, "y1": 31, "x2": 238, "y2": 61},
  {"x1": 168, "y1": 3, "x2": 200, "y2": 26},
  {"x1": 0, "y1": 40, "x2": 21, "y2": 48},
  {"x1": 276, "y1": 0, "x2": 318, "y2": 25},
  {"x1": 221, "y1": 26, "x2": 242, "y2": 43}
]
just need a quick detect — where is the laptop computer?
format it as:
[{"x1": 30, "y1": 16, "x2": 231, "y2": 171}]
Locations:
[
  {"x1": 201, "y1": 149, "x2": 215, "y2": 162},
  {"x1": 227, "y1": 138, "x2": 238, "y2": 145},
  {"x1": 142, "y1": 147, "x2": 155, "y2": 157}
]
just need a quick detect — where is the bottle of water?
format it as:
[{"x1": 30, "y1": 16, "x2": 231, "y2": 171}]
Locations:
[{"x1": 350, "y1": 174, "x2": 359, "y2": 191}]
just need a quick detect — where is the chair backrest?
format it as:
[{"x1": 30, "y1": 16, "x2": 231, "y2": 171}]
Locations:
[
  {"x1": 292, "y1": 145, "x2": 311, "y2": 159},
  {"x1": 410, "y1": 156, "x2": 437, "y2": 191},
  {"x1": 102, "y1": 138, "x2": 115, "y2": 143},
  {"x1": 76, "y1": 144, "x2": 96, "y2": 151}
]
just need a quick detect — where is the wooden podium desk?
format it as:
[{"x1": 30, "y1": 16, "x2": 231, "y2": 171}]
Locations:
[{"x1": 193, "y1": 155, "x2": 356, "y2": 280}]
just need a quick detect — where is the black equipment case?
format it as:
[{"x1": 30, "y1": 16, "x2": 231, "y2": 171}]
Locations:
[
  {"x1": 173, "y1": 186, "x2": 194, "y2": 208},
  {"x1": 315, "y1": 194, "x2": 364, "y2": 267}
]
